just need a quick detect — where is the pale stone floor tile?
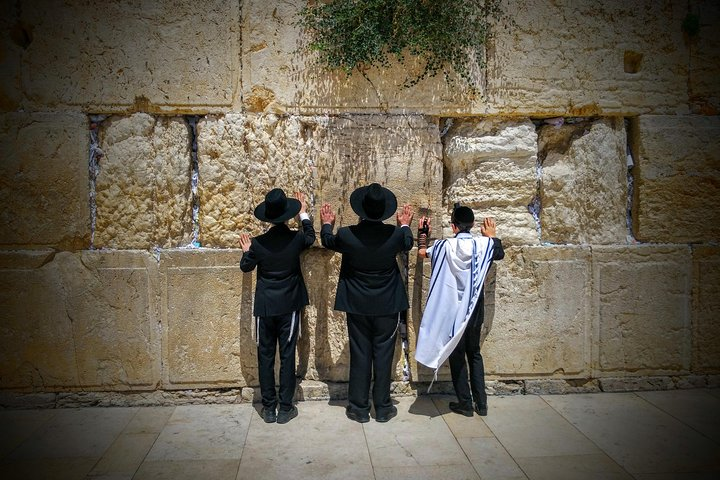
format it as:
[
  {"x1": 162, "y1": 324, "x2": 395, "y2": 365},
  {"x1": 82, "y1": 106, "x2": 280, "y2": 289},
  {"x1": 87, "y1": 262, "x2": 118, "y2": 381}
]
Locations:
[
  {"x1": 0, "y1": 409, "x2": 57, "y2": 458},
  {"x1": 7, "y1": 407, "x2": 137, "y2": 459},
  {"x1": 373, "y1": 464, "x2": 481, "y2": 480},
  {"x1": 637, "y1": 390, "x2": 720, "y2": 443},
  {"x1": 88, "y1": 432, "x2": 158, "y2": 477},
  {"x1": 133, "y1": 459, "x2": 240, "y2": 480},
  {"x1": 514, "y1": 454, "x2": 633, "y2": 480},
  {"x1": 0, "y1": 456, "x2": 98, "y2": 480},
  {"x1": 145, "y1": 404, "x2": 250, "y2": 461},
  {"x1": 121, "y1": 406, "x2": 175, "y2": 434},
  {"x1": 432, "y1": 395, "x2": 494, "y2": 439},
  {"x1": 542, "y1": 392, "x2": 720, "y2": 475},
  {"x1": 481, "y1": 395, "x2": 600, "y2": 458},
  {"x1": 458, "y1": 437, "x2": 528, "y2": 480},
  {"x1": 238, "y1": 401, "x2": 372, "y2": 479},
  {"x1": 364, "y1": 396, "x2": 472, "y2": 468}
]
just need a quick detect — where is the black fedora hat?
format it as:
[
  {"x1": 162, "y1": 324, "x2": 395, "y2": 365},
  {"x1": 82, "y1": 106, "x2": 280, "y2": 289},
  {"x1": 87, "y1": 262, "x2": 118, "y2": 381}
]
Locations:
[
  {"x1": 253, "y1": 188, "x2": 301, "y2": 223},
  {"x1": 349, "y1": 183, "x2": 397, "y2": 222}
]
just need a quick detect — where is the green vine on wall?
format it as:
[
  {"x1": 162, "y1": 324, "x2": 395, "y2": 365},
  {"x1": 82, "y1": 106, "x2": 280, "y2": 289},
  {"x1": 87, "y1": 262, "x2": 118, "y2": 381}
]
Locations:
[{"x1": 297, "y1": 0, "x2": 508, "y2": 93}]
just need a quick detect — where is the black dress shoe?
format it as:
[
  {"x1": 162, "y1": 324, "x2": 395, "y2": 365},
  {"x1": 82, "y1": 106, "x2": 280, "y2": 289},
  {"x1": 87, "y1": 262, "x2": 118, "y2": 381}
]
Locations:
[
  {"x1": 375, "y1": 406, "x2": 397, "y2": 423},
  {"x1": 345, "y1": 406, "x2": 370, "y2": 423},
  {"x1": 277, "y1": 406, "x2": 298, "y2": 424},
  {"x1": 475, "y1": 404, "x2": 488, "y2": 416},
  {"x1": 449, "y1": 401, "x2": 473, "y2": 417},
  {"x1": 261, "y1": 406, "x2": 277, "y2": 423}
]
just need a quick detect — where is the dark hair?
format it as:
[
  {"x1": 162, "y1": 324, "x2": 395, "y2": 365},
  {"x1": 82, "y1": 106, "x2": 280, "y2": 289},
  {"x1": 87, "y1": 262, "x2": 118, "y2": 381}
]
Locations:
[{"x1": 451, "y1": 204, "x2": 474, "y2": 232}]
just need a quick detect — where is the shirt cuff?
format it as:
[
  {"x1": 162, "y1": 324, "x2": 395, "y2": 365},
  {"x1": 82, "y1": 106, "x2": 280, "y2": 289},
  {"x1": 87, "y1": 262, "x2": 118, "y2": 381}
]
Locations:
[
  {"x1": 299, "y1": 212, "x2": 310, "y2": 222},
  {"x1": 400, "y1": 224, "x2": 410, "y2": 229}
]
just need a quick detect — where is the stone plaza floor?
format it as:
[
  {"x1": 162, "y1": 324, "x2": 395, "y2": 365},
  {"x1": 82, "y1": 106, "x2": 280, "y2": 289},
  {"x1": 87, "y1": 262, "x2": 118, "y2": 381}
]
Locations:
[{"x1": 1, "y1": 389, "x2": 719, "y2": 479}]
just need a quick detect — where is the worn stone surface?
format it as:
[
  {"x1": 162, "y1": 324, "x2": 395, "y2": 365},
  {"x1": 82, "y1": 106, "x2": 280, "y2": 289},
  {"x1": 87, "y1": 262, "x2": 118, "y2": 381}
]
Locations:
[
  {"x1": 196, "y1": 114, "x2": 317, "y2": 247},
  {"x1": 160, "y1": 250, "x2": 255, "y2": 389},
  {"x1": 539, "y1": 117, "x2": 628, "y2": 244},
  {"x1": 243, "y1": 0, "x2": 691, "y2": 116},
  {"x1": 19, "y1": 0, "x2": 238, "y2": 111},
  {"x1": 525, "y1": 379, "x2": 601, "y2": 395},
  {"x1": 488, "y1": 0, "x2": 689, "y2": 115},
  {"x1": 0, "y1": 113, "x2": 90, "y2": 250},
  {"x1": 443, "y1": 118, "x2": 539, "y2": 245},
  {"x1": 692, "y1": 246, "x2": 720, "y2": 373},
  {"x1": 594, "y1": 246, "x2": 692, "y2": 374},
  {"x1": 197, "y1": 114, "x2": 443, "y2": 247},
  {"x1": 599, "y1": 376, "x2": 676, "y2": 392},
  {"x1": 632, "y1": 115, "x2": 720, "y2": 243},
  {"x1": 0, "y1": 9, "x2": 23, "y2": 111},
  {"x1": 482, "y1": 246, "x2": 592, "y2": 376},
  {"x1": 689, "y1": 0, "x2": 720, "y2": 114},
  {"x1": 0, "y1": 250, "x2": 159, "y2": 391},
  {"x1": 95, "y1": 114, "x2": 193, "y2": 249}
]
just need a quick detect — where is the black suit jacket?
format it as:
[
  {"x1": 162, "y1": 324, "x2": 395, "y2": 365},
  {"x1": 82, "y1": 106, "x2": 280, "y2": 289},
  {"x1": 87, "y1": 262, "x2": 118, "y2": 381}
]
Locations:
[
  {"x1": 321, "y1": 220, "x2": 413, "y2": 315},
  {"x1": 240, "y1": 219, "x2": 315, "y2": 317}
]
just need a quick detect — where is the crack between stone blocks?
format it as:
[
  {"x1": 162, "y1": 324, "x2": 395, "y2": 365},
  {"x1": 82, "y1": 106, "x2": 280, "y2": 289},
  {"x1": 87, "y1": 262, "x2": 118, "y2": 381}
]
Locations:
[
  {"x1": 624, "y1": 117, "x2": 638, "y2": 245},
  {"x1": 528, "y1": 119, "x2": 543, "y2": 242},
  {"x1": 88, "y1": 115, "x2": 106, "y2": 250},
  {"x1": 185, "y1": 116, "x2": 201, "y2": 248}
]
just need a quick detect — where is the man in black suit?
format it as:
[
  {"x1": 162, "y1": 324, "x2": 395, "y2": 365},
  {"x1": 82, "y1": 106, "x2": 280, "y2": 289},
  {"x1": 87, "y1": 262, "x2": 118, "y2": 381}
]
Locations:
[
  {"x1": 320, "y1": 183, "x2": 414, "y2": 423},
  {"x1": 240, "y1": 189, "x2": 315, "y2": 424}
]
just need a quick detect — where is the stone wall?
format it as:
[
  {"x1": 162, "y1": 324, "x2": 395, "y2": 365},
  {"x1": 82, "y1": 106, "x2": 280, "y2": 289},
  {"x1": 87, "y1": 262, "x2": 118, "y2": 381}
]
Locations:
[{"x1": 1, "y1": 0, "x2": 718, "y2": 398}]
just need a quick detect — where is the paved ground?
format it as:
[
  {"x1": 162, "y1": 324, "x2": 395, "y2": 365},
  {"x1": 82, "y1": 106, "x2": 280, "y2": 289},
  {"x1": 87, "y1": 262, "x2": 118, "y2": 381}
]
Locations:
[{"x1": 1, "y1": 389, "x2": 719, "y2": 479}]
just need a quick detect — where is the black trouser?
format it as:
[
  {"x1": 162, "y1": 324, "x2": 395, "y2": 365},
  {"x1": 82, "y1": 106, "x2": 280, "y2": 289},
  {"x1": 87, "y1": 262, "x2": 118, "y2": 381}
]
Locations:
[
  {"x1": 257, "y1": 312, "x2": 300, "y2": 412},
  {"x1": 346, "y1": 312, "x2": 399, "y2": 416},
  {"x1": 448, "y1": 299, "x2": 487, "y2": 409}
]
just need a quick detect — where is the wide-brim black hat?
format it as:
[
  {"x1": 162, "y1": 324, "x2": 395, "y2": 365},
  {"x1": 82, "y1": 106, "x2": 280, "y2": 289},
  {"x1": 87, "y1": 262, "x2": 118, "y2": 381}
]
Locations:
[
  {"x1": 349, "y1": 183, "x2": 397, "y2": 222},
  {"x1": 253, "y1": 188, "x2": 301, "y2": 223}
]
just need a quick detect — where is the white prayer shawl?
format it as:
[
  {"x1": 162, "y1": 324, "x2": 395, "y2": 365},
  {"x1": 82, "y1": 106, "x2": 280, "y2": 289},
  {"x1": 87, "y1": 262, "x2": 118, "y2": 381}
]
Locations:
[{"x1": 415, "y1": 234, "x2": 495, "y2": 371}]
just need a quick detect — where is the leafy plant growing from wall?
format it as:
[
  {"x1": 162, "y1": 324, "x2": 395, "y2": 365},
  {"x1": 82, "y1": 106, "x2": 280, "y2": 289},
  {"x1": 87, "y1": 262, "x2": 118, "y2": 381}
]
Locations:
[{"x1": 297, "y1": 0, "x2": 508, "y2": 94}]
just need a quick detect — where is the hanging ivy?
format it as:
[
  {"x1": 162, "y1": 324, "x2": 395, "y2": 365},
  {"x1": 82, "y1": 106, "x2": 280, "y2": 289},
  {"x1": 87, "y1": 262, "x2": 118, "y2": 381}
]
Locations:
[{"x1": 297, "y1": 0, "x2": 508, "y2": 92}]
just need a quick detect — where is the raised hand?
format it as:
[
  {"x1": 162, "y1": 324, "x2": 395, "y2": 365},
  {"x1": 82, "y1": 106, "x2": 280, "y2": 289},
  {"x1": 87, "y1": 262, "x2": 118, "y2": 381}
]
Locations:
[
  {"x1": 320, "y1": 203, "x2": 335, "y2": 225},
  {"x1": 239, "y1": 233, "x2": 252, "y2": 252},
  {"x1": 295, "y1": 191, "x2": 306, "y2": 214},
  {"x1": 396, "y1": 204, "x2": 414, "y2": 227},
  {"x1": 480, "y1": 217, "x2": 497, "y2": 238}
]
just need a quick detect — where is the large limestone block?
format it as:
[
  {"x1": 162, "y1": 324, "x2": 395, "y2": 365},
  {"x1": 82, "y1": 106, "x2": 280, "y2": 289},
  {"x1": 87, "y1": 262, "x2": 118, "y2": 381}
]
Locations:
[
  {"x1": 0, "y1": 112, "x2": 90, "y2": 250},
  {"x1": 19, "y1": 0, "x2": 239, "y2": 111},
  {"x1": 95, "y1": 114, "x2": 193, "y2": 249},
  {"x1": 0, "y1": 250, "x2": 159, "y2": 391},
  {"x1": 196, "y1": 114, "x2": 317, "y2": 247},
  {"x1": 160, "y1": 250, "x2": 256, "y2": 389},
  {"x1": 313, "y1": 115, "x2": 444, "y2": 232},
  {"x1": 197, "y1": 114, "x2": 443, "y2": 246},
  {"x1": 539, "y1": 118, "x2": 628, "y2": 244},
  {"x1": 488, "y1": 0, "x2": 689, "y2": 115},
  {"x1": 689, "y1": 0, "x2": 720, "y2": 114},
  {"x1": 594, "y1": 245, "x2": 692, "y2": 374},
  {"x1": 443, "y1": 118, "x2": 538, "y2": 245},
  {"x1": 481, "y1": 246, "x2": 592, "y2": 376},
  {"x1": 633, "y1": 115, "x2": 720, "y2": 243},
  {"x1": 692, "y1": 246, "x2": 720, "y2": 373},
  {"x1": 241, "y1": 1, "x2": 480, "y2": 115}
]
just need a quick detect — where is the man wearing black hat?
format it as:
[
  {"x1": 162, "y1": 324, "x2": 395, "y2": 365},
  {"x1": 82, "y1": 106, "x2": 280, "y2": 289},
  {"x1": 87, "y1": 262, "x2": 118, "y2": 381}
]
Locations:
[
  {"x1": 320, "y1": 183, "x2": 414, "y2": 423},
  {"x1": 240, "y1": 189, "x2": 315, "y2": 424},
  {"x1": 415, "y1": 205, "x2": 504, "y2": 417}
]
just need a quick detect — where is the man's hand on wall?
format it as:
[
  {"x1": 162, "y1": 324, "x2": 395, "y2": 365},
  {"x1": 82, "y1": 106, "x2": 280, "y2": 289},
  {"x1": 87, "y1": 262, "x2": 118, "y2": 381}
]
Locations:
[
  {"x1": 480, "y1": 217, "x2": 496, "y2": 238},
  {"x1": 321, "y1": 203, "x2": 335, "y2": 226},
  {"x1": 239, "y1": 233, "x2": 252, "y2": 252},
  {"x1": 397, "y1": 204, "x2": 414, "y2": 227}
]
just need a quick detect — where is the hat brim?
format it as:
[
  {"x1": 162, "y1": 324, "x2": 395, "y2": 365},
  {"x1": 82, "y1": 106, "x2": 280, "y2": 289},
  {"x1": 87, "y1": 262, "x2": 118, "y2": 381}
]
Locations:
[
  {"x1": 349, "y1": 185, "x2": 398, "y2": 222},
  {"x1": 253, "y1": 198, "x2": 301, "y2": 223}
]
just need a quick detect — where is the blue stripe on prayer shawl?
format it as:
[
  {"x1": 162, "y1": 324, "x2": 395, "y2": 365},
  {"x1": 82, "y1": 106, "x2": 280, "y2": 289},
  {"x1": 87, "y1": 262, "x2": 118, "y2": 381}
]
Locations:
[{"x1": 427, "y1": 241, "x2": 447, "y2": 302}]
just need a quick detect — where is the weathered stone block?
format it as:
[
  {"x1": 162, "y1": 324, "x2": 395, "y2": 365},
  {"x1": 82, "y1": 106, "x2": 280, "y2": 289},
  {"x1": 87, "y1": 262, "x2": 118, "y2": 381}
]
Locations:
[
  {"x1": 692, "y1": 246, "x2": 720, "y2": 373},
  {"x1": 443, "y1": 118, "x2": 539, "y2": 245},
  {"x1": 197, "y1": 114, "x2": 443, "y2": 247},
  {"x1": 539, "y1": 118, "x2": 628, "y2": 244},
  {"x1": 594, "y1": 245, "x2": 692, "y2": 374},
  {"x1": 632, "y1": 115, "x2": 720, "y2": 243},
  {"x1": 0, "y1": 10, "x2": 23, "y2": 111},
  {"x1": 599, "y1": 376, "x2": 675, "y2": 392},
  {"x1": 160, "y1": 249, "x2": 255, "y2": 389},
  {"x1": 481, "y1": 246, "x2": 592, "y2": 376},
  {"x1": 488, "y1": 0, "x2": 689, "y2": 115},
  {"x1": 20, "y1": 0, "x2": 239, "y2": 111},
  {"x1": 524, "y1": 378, "x2": 600, "y2": 395},
  {"x1": 95, "y1": 114, "x2": 193, "y2": 249},
  {"x1": 196, "y1": 114, "x2": 317, "y2": 247},
  {"x1": 689, "y1": 0, "x2": 720, "y2": 114},
  {"x1": 0, "y1": 250, "x2": 159, "y2": 391},
  {"x1": 0, "y1": 113, "x2": 90, "y2": 250}
]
